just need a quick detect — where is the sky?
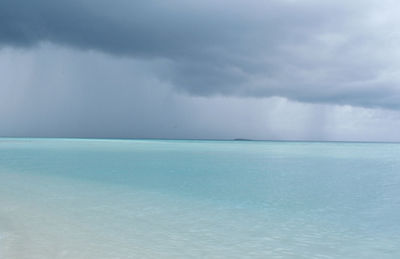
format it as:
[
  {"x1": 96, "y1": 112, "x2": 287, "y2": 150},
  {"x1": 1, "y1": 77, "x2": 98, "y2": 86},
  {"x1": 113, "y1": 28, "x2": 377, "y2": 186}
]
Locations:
[{"x1": 1, "y1": 0, "x2": 400, "y2": 141}]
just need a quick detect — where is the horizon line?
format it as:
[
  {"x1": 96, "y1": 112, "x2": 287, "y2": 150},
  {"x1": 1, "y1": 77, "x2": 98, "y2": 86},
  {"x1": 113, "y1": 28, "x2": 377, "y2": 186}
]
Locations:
[{"x1": 1, "y1": 136, "x2": 400, "y2": 145}]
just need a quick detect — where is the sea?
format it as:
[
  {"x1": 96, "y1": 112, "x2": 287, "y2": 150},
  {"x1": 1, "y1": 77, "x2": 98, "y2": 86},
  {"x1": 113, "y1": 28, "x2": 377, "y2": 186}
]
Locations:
[{"x1": 0, "y1": 138, "x2": 399, "y2": 258}]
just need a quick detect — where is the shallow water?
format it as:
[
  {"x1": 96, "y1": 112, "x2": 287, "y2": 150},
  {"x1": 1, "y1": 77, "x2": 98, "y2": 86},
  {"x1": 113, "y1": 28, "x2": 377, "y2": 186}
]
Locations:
[{"x1": 0, "y1": 138, "x2": 399, "y2": 258}]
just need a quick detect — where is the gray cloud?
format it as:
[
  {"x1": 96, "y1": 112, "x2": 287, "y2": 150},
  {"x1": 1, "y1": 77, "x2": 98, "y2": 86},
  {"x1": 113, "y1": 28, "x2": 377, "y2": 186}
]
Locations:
[
  {"x1": 2, "y1": 46, "x2": 400, "y2": 141},
  {"x1": 1, "y1": 0, "x2": 400, "y2": 109}
]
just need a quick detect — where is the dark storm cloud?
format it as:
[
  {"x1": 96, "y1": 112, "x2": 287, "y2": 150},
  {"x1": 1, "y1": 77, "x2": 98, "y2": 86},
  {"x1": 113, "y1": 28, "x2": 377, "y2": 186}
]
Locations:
[{"x1": 1, "y1": 0, "x2": 400, "y2": 109}]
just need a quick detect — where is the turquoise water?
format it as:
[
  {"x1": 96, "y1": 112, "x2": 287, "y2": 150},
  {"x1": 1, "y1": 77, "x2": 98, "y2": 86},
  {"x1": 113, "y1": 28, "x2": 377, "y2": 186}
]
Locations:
[{"x1": 0, "y1": 138, "x2": 399, "y2": 258}]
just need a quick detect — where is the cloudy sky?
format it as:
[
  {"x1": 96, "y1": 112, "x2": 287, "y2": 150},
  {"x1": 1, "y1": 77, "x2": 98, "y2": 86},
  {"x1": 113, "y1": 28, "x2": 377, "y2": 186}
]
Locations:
[{"x1": 1, "y1": 0, "x2": 400, "y2": 141}]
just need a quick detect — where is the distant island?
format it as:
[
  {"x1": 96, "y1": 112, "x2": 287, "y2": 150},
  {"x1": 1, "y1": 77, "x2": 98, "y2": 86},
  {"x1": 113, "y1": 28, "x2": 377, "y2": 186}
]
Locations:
[{"x1": 233, "y1": 138, "x2": 253, "y2": 141}]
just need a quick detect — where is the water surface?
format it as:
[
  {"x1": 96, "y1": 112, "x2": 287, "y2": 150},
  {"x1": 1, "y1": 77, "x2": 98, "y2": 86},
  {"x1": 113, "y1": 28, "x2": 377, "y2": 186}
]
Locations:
[{"x1": 0, "y1": 138, "x2": 399, "y2": 258}]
